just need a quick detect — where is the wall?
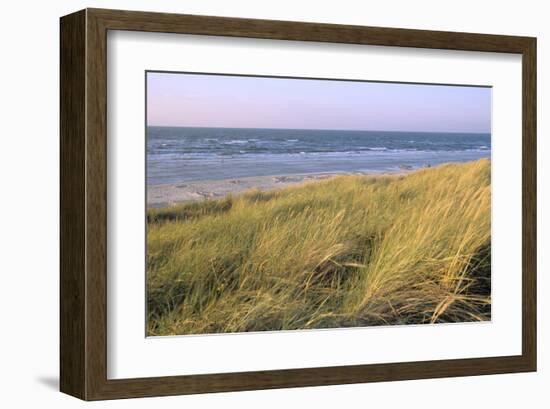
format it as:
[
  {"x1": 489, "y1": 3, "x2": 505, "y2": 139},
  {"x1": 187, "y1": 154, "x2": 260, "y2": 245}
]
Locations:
[{"x1": 0, "y1": 0, "x2": 546, "y2": 407}]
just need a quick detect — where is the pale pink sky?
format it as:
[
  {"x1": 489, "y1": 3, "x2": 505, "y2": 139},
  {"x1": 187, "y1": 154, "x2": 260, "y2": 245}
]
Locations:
[{"x1": 146, "y1": 72, "x2": 491, "y2": 133}]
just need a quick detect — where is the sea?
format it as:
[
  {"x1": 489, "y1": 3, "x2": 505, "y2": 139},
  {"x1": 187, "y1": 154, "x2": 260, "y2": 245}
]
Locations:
[{"x1": 146, "y1": 127, "x2": 491, "y2": 185}]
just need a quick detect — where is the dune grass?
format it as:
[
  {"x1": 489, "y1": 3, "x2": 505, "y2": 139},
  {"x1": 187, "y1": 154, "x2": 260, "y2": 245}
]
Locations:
[{"x1": 147, "y1": 159, "x2": 491, "y2": 336}]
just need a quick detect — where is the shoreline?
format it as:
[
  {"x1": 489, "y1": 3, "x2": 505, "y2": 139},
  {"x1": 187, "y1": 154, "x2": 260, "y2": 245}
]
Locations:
[{"x1": 147, "y1": 169, "x2": 411, "y2": 208}]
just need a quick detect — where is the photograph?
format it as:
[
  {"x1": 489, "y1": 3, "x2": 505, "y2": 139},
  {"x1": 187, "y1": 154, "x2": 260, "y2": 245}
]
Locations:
[{"x1": 145, "y1": 71, "x2": 492, "y2": 336}]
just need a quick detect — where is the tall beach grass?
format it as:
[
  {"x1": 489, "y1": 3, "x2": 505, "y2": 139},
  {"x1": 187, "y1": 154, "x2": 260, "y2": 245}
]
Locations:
[{"x1": 147, "y1": 159, "x2": 491, "y2": 336}]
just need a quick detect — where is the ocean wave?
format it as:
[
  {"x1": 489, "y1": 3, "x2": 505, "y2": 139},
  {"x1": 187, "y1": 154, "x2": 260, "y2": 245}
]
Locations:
[
  {"x1": 148, "y1": 148, "x2": 492, "y2": 160},
  {"x1": 223, "y1": 140, "x2": 248, "y2": 145}
]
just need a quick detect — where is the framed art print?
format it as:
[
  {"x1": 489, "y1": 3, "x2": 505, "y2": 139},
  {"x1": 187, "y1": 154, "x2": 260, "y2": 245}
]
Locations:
[{"x1": 60, "y1": 8, "x2": 536, "y2": 400}]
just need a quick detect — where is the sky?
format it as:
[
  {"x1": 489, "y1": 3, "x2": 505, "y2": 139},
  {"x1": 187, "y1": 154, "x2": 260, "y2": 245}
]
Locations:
[{"x1": 146, "y1": 72, "x2": 491, "y2": 133}]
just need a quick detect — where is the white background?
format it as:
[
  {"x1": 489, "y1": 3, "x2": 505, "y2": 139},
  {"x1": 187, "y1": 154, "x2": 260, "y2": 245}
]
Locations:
[
  {"x1": 0, "y1": 0, "x2": 547, "y2": 407},
  {"x1": 108, "y1": 31, "x2": 522, "y2": 379}
]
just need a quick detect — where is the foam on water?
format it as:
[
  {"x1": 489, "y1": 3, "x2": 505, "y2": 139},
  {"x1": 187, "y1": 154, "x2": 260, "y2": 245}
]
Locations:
[{"x1": 147, "y1": 127, "x2": 491, "y2": 185}]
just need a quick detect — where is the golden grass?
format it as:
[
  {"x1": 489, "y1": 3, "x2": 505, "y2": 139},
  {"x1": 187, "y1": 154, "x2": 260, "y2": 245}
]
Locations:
[{"x1": 147, "y1": 159, "x2": 491, "y2": 336}]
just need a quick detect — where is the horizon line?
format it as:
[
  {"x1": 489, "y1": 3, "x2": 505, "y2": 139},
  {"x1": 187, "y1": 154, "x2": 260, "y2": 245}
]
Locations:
[{"x1": 146, "y1": 125, "x2": 491, "y2": 135}]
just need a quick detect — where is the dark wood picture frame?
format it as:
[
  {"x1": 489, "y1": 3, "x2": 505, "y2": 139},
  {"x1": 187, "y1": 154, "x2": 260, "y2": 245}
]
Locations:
[{"x1": 60, "y1": 8, "x2": 537, "y2": 400}]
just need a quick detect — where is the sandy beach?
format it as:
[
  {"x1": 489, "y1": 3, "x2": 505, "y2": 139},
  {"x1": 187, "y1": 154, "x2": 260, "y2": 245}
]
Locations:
[{"x1": 147, "y1": 171, "x2": 406, "y2": 207}]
